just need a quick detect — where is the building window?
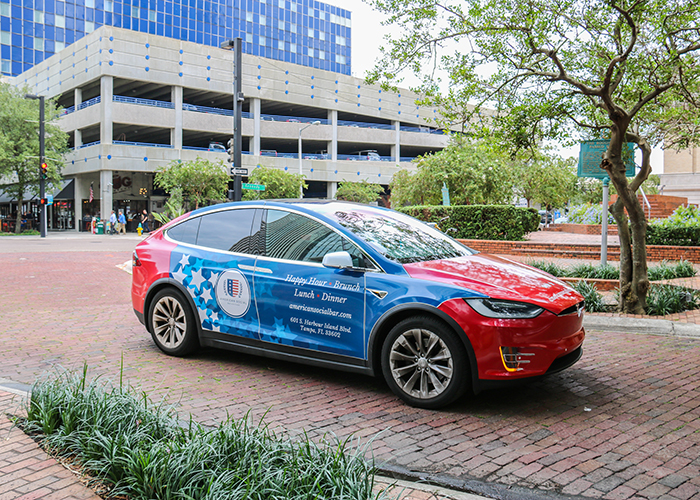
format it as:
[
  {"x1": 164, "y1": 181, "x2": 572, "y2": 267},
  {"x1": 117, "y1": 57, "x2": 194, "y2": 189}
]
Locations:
[
  {"x1": 34, "y1": 37, "x2": 43, "y2": 51},
  {"x1": 149, "y1": 9, "x2": 155, "y2": 21},
  {"x1": 85, "y1": 21, "x2": 94, "y2": 32},
  {"x1": 246, "y1": 11, "x2": 252, "y2": 22},
  {"x1": 0, "y1": 3, "x2": 8, "y2": 17},
  {"x1": 0, "y1": 30, "x2": 9, "y2": 45},
  {"x1": 308, "y1": 27, "x2": 313, "y2": 37},
  {"x1": 319, "y1": 51, "x2": 324, "y2": 60},
  {"x1": 319, "y1": 31, "x2": 324, "y2": 41},
  {"x1": 259, "y1": 15, "x2": 265, "y2": 25},
  {"x1": 259, "y1": 35, "x2": 266, "y2": 46},
  {"x1": 337, "y1": 54, "x2": 345, "y2": 65},
  {"x1": 55, "y1": 14, "x2": 65, "y2": 28},
  {"x1": 55, "y1": 41, "x2": 65, "y2": 52},
  {"x1": 34, "y1": 10, "x2": 44, "y2": 23},
  {"x1": 105, "y1": 0, "x2": 113, "y2": 12},
  {"x1": 132, "y1": 5, "x2": 139, "y2": 18},
  {"x1": 1, "y1": 60, "x2": 10, "y2": 74},
  {"x1": 337, "y1": 35, "x2": 345, "y2": 45},
  {"x1": 290, "y1": 43, "x2": 296, "y2": 53},
  {"x1": 85, "y1": 0, "x2": 95, "y2": 8}
]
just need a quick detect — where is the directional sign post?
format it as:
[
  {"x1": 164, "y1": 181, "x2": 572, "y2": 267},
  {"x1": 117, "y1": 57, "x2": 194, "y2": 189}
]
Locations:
[
  {"x1": 230, "y1": 167, "x2": 248, "y2": 176},
  {"x1": 242, "y1": 183, "x2": 265, "y2": 191}
]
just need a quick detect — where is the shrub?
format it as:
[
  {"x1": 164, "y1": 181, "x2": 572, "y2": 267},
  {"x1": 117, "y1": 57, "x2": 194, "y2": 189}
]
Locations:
[
  {"x1": 645, "y1": 285, "x2": 700, "y2": 316},
  {"x1": 647, "y1": 205, "x2": 700, "y2": 246},
  {"x1": 569, "y1": 281, "x2": 607, "y2": 313},
  {"x1": 526, "y1": 260, "x2": 567, "y2": 277},
  {"x1": 567, "y1": 203, "x2": 616, "y2": 225},
  {"x1": 398, "y1": 205, "x2": 540, "y2": 241},
  {"x1": 23, "y1": 366, "x2": 385, "y2": 500}
]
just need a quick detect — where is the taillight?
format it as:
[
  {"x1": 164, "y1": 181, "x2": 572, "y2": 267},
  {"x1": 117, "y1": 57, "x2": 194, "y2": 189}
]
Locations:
[{"x1": 132, "y1": 250, "x2": 142, "y2": 267}]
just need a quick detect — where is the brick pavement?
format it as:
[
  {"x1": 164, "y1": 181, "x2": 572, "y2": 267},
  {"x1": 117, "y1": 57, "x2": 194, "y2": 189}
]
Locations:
[{"x1": 0, "y1": 251, "x2": 699, "y2": 499}]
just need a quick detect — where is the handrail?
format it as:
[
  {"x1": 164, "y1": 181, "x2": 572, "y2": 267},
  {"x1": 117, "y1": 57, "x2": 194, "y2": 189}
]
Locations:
[
  {"x1": 639, "y1": 186, "x2": 652, "y2": 219},
  {"x1": 77, "y1": 96, "x2": 101, "y2": 110},
  {"x1": 114, "y1": 95, "x2": 175, "y2": 109}
]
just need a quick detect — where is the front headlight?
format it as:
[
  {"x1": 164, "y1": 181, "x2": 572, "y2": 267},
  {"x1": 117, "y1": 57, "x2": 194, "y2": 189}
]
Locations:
[{"x1": 465, "y1": 298, "x2": 544, "y2": 319}]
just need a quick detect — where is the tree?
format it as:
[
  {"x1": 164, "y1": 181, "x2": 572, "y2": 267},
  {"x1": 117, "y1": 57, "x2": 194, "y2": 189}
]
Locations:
[
  {"x1": 0, "y1": 83, "x2": 68, "y2": 233},
  {"x1": 390, "y1": 135, "x2": 514, "y2": 207},
  {"x1": 154, "y1": 157, "x2": 229, "y2": 210},
  {"x1": 335, "y1": 179, "x2": 384, "y2": 204},
  {"x1": 367, "y1": 0, "x2": 700, "y2": 313},
  {"x1": 242, "y1": 166, "x2": 307, "y2": 200},
  {"x1": 513, "y1": 153, "x2": 578, "y2": 208}
]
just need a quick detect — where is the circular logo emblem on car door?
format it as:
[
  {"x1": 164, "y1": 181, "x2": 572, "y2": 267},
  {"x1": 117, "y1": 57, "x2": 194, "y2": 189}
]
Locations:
[{"x1": 215, "y1": 269, "x2": 251, "y2": 317}]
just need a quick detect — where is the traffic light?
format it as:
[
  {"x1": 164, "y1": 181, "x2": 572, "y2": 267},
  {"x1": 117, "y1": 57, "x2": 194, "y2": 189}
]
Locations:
[
  {"x1": 227, "y1": 138, "x2": 235, "y2": 164},
  {"x1": 40, "y1": 162, "x2": 48, "y2": 179},
  {"x1": 39, "y1": 197, "x2": 47, "y2": 205}
]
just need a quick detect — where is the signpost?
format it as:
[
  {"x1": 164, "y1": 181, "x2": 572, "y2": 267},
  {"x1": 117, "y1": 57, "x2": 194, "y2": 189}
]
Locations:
[{"x1": 578, "y1": 139, "x2": 636, "y2": 266}]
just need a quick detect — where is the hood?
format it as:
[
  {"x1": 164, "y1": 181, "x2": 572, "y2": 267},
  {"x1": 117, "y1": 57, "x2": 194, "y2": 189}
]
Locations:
[{"x1": 403, "y1": 254, "x2": 583, "y2": 314}]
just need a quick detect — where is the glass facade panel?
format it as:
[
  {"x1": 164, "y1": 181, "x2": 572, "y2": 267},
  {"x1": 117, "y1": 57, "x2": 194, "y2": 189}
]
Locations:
[{"x1": 1, "y1": 0, "x2": 352, "y2": 76}]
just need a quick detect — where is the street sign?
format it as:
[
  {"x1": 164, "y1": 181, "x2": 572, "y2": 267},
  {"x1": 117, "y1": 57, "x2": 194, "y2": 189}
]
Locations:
[
  {"x1": 46, "y1": 194, "x2": 53, "y2": 205},
  {"x1": 230, "y1": 167, "x2": 248, "y2": 175},
  {"x1": 242, "y1": 183, "x2": 265, "y2": 191},
  {"x1": 578, "y1": 140, "x2": 635, "y2": 179}
]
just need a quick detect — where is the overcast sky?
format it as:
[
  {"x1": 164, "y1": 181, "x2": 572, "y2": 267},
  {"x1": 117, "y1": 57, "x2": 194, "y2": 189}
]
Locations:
[{"x1": 326, "y1": 0, "x2": 664, "y2": 172}]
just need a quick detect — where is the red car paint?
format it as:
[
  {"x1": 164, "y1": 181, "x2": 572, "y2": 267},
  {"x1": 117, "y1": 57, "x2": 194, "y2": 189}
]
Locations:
[{"x1": 405, "y1": 255, "x2": 585, "y2": 380}]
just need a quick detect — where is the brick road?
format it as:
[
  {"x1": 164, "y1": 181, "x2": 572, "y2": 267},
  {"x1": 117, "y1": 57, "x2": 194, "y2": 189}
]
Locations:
[{"x1": 0, "y1": 250, "x2": 699, "y2": 500}]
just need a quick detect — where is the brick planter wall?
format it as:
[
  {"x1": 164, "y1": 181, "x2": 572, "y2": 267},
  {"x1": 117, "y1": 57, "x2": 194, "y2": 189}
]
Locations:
[
  {"x1": 460, "y1": 239, "x2": 700, "y2": 262},
  {"x1": 545, "y1": 223, "x2": 619, "y2": 235}
]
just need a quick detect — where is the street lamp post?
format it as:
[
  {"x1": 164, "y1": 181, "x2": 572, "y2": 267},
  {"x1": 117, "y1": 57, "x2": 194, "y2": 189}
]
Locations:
[
  {"x1": 25, "y1": 94, "x2": 46, "y2": 238},
  {"x1": 298, "y1": 120, "x2": 321, "y2": 198},
  {"x1": 220, "y1": 38, "x2": 244, "y2": 201}
]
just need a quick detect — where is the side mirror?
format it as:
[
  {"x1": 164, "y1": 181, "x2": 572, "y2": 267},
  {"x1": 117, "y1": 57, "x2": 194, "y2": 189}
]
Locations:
[{"x1": 322, "y1": 251, "x2": 354, "y2": 269}]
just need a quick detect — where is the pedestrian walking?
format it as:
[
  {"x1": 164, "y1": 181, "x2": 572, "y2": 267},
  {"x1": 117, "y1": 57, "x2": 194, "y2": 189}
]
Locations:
[
  {"x1": 109, "y1": 210, "x2": 117, "y2": 235},
  {"x1": 141, "y1": 210, "x2": 150, "y2": 233},
  {"x1": 118, "y1": 210, "x2": 126, "y2": 234}
]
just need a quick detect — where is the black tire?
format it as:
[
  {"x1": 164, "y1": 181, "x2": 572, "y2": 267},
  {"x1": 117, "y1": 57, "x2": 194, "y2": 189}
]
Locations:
[
  {"x1": 147, "y1": 288, "x2": 199, "y2": 356},
  {"x1": 381, "y1": 316, "x2": 469, "y2": 409}
]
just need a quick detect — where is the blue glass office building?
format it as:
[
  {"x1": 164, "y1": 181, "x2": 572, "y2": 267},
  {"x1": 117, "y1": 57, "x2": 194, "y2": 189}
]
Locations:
[{"x1": 0, "y1": 0, "x2": 352, "y2": 76}]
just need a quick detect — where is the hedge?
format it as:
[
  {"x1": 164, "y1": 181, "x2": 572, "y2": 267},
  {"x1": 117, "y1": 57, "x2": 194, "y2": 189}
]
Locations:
[
  {"x1": 646, "y1": 225, "x2": 700, "y2": 246},
  {"x1": 397, "y1": 205, "x2": 540, "y2": 241}
]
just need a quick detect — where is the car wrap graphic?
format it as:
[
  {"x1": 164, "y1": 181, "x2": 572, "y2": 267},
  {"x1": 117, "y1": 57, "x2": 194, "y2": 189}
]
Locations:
[{"x1": 169, "y1": 248, "x2": 258, "y2": 339}]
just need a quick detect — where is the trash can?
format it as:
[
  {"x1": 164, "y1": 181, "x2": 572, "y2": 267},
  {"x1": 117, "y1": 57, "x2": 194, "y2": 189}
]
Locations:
[{"x1": 96, "y1": 221, "x2": 104, "y2": 234}]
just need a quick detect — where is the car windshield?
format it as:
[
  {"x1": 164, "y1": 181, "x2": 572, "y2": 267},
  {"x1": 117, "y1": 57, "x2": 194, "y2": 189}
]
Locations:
[{"x1": 320, "y1": 207, "x2": 475, "y2": 264}]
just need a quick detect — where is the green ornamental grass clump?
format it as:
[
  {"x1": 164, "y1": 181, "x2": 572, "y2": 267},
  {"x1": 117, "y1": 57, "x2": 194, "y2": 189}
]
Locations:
[{"x1": 23, "y1": 366, "x2": 387, "y2": 500}]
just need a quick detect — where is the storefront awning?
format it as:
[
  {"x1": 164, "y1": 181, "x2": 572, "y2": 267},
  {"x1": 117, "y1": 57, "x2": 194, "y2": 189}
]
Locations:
[{"x1": 54, "y1": 179, "x2": 74, "y2": 200}]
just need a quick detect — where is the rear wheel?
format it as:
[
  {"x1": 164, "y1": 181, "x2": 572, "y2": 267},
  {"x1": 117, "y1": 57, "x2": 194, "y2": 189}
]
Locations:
[
  {"x1": 381, "y1": 316, "x2": 468, "y2": 409},
  {"x1": 148, "y1": 288, "x2": 199, "y2": 356}
]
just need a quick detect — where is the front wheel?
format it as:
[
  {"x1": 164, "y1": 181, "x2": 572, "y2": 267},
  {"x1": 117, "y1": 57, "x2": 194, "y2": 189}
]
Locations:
[
  {"x1": 381, "y1": 316, "x2": 469, "y2": 409},
  {"x1": 148, "y1": 288, "x2": 199, "y2": 356}
]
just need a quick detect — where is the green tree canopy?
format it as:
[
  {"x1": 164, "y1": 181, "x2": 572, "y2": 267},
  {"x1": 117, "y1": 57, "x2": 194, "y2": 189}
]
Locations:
[
  {"x1": 367, "y1": 0, "x2": 700, "y2": 313},
  {"x1": 242, "y1": 166, "x2": 306, "y2": 200},
  {"x1": 335, "y1": 179, "x2": 384, "y2": 204},
  {"x1": 154, "y1": 157, "x2": 229, "y2": 209},
  {"x1": 0, "y1": 83, "x2": 68, "y2": 232},
  {"x1": 513, "y1": 153, "x2": 578, "y2": 209},
  {"x1": 390, "y1": 135, "x2": 515, "y2": 207}
]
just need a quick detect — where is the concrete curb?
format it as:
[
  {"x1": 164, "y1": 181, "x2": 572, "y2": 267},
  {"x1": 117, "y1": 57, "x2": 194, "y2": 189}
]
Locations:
[{"x1": 584, "y1": 315, "x2": 700, "y2": 338}]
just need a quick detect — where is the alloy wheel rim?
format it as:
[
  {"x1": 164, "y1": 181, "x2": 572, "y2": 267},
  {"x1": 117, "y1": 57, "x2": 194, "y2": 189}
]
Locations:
[
  {"x1": 152, "y1": 296, "x2": 187, "y2": 348},
  {"x1": 389, "y1": 328, "x2": 453, "y2": 400}
]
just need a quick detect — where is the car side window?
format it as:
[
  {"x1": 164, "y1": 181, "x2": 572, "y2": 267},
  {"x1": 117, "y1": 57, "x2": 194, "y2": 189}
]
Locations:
[
  {"x1": 264, "y1": 209, "x2": 344, "y2": 262},
  {"x1": 196, "y1": 209, "x2": 257, "y2": 253},
  {"x1": 166, "y1": 217, "x2": 200, "y2": 245},
  {"x1": 343, "y1": 238, "x2": 376, "y2": 270}
]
